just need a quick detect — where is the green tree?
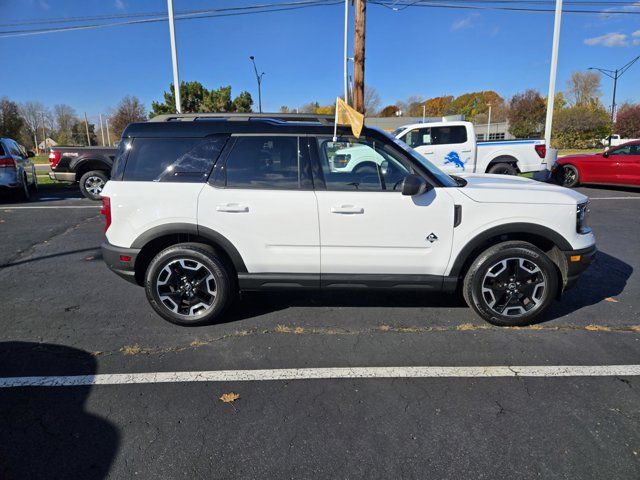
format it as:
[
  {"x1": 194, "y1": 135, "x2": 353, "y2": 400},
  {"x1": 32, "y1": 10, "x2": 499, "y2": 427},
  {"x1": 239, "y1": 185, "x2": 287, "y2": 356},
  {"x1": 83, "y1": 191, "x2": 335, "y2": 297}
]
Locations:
[
  {"x1": 451, "y1": 91, "x2": 503, "y2": 120},
  {"x1": 71, "y1": 120, "x2": 97, "y2": 146},
  {"x1": 508, "y1": 89, "x2": 546, "y2": 138},
  {"x1": 553, "y1": 105, "x2": 611, "y2": 148},
  {"x1": 151, "y1": 82, "x2": 253, "y2": 116},
  {"x1": 0, "y1": 97, "x2": 24, "y2": 140},
  {"x1": 614, "y1": 103, "x2": 640, "y2": 138}
]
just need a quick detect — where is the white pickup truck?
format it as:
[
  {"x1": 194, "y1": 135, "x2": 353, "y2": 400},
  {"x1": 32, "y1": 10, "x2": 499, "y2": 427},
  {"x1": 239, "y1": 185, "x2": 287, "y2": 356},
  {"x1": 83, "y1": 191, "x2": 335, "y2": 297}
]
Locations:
[{"x1": 392, "y1": 121, "x2": 548, "y2": 176}]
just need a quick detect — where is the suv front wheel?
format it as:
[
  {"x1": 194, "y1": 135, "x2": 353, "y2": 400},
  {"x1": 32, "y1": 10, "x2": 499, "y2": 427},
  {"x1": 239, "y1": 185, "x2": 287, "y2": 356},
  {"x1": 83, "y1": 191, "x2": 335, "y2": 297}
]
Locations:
[
  {"x1": 463, "y1": 241, "x2": 558, "y2": 326},
  {"x1": 145, "y1": 243, "x2": 234, "y2": 326}
]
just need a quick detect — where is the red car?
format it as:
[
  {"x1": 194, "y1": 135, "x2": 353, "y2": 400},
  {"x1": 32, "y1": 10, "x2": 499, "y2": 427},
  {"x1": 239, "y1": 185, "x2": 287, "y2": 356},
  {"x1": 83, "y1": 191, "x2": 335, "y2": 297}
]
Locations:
[{"x1": 554, "y1": 140, "x2": 640, "y2": 188}]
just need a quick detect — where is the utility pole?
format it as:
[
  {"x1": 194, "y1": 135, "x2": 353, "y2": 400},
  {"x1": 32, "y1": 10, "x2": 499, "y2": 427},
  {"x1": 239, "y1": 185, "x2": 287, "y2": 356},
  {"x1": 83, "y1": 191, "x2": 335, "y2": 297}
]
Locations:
[
  {"x1": 343, "y1": 0, "x2": 349, "y2": 102},
  {"x1": 167, "y1": 0, "x2": 182, "y2": 113},
  {"x1": 105, "y1": 117, "x2": 111, "y2": 147},
  {"x1": 486, "y1": 103, "x2": 492, "y2": 141},
  {"x1": 589, "y1": 54, "x2": 640, "y2": 146},
  {"x1": 353, "y1": 0, "x2": 366, "y2": 114},
  {"x1": 249, "y1": 56, "x2": 265, "y2": 113},
  {"x1": 84, "y1": 112, "x2": 91, "y2": 146},
  {"x1": 422, "y1": 104, "x2": 426, "y2": 123},
  {"x1": 543, "y1": 0, "x2": 562, "y2": 154},
  {"x1": 99, "y1": 113, "x2": 105, "y2": 146}
]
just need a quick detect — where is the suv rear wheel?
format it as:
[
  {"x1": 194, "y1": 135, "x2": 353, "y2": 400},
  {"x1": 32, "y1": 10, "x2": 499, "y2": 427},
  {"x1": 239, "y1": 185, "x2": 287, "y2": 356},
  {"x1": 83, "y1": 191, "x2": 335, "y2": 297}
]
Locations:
[
  {"x1": 79, "y1": 170, "x2": 108, "y2": 200},
  {"x1": 462, "y1": 241, "x2": 558, "y2": 326},
  {"x1": 145, "y1": 243, "x2": 234, "y2": 326}
]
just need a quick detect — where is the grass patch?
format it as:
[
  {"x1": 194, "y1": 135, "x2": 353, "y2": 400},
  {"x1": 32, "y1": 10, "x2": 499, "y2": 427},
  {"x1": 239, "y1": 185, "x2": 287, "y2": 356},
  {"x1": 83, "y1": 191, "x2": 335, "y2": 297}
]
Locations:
[
  {"x1": 557, "y1": 148, "x2": 602, "y2": 157},
  {"x1": 36, "y1": 175, "x2": 73, "y2": 189},
  {"x1": 32, "y1": 155, "x2": 50, "y2": 165}
]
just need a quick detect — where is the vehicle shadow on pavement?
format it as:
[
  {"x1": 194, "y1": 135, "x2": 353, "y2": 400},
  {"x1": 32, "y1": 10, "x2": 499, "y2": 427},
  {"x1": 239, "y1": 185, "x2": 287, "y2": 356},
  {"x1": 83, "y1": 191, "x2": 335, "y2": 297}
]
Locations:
[
  {"x1": 224, "y1": 289, "x2": 468, "y2": 323},
  {"x1": 0, "y1": 247, "x2": 100, "y2": 269},
  {"x1": 543, "y1": 250, "x2": 633, "y2": 321},
  {"x1": 0, "y1": 185, "x2": 83, "y2": 204},
  {"x1": 0, "y1": 342, "x2": 119, "y2": 480}
]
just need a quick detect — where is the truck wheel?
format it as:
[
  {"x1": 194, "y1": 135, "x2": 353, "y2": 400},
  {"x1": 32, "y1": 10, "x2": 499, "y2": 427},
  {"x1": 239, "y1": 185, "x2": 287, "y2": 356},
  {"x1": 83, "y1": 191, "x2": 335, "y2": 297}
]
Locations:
[
  {"x1": 462, "y1": 241, "x2": 558, "y2": 326},
  {"x1": 145, "y1": 243, "x2": 234, "y2": 326},
  {"x1": 79, "y1": 170, "x2": 108, "y2": 200},
  {"x1": 487, "y1": 163, "x2": 517, "y2": 175},
  {"x1": 560, "y1": 165, "x2": 579, "y2": 188}
]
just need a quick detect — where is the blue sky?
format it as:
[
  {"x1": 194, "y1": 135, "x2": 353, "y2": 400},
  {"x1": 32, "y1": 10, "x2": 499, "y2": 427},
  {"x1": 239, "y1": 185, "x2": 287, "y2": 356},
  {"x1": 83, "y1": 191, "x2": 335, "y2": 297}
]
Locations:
[{"x1": 2, "y1": 0, "x2": 639, "y2": 123}]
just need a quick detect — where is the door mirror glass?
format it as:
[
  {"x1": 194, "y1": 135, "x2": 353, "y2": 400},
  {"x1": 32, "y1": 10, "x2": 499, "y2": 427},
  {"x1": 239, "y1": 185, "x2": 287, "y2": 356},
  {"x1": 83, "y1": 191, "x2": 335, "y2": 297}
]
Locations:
[
  {"x1": 401, "y1": 174, "x2": 429, "y2": 196},
  {"x1": 603, "y1": 151, "x2": 609, "y2": 158}
]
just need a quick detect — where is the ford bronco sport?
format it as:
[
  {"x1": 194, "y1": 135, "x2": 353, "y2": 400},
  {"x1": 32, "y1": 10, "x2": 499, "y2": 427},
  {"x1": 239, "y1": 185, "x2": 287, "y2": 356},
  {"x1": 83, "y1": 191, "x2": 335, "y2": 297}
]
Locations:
[{"x1": 101, "y1": 113, "x2": 596, "y2": 326}]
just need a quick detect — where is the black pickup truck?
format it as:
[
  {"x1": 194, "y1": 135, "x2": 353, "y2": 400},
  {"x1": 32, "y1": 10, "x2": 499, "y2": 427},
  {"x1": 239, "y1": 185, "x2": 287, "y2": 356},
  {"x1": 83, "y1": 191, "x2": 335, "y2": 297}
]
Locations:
[{"x1": 48, "y1": 146, "x2": 117, "y2": 200}]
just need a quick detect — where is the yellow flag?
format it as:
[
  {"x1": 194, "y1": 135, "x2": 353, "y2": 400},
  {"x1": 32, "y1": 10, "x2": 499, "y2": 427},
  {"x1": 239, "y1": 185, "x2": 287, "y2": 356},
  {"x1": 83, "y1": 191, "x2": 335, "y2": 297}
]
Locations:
[{"x1": 335, "y1": 97, "x2": 364, "y2": 138}]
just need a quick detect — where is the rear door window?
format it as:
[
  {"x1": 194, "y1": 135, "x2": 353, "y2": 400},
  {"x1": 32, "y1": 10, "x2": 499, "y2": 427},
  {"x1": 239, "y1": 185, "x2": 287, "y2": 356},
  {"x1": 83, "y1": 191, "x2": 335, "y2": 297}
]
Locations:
[
  {"x1": 431, "y1": 126, "x2": 468, "y2": 145},
  {"x1": 122, "y1": 135, "x2": 228, "y2": 182},
  {"x1": 223, "y1": 136, "x2": 312, "y2": 190}
]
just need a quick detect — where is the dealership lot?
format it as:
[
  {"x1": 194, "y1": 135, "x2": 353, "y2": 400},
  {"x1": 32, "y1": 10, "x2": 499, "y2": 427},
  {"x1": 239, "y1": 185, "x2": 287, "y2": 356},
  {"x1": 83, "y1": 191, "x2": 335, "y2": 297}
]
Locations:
[{"x1": 1, "y1": 185, "x2": 639, "y2": 479}]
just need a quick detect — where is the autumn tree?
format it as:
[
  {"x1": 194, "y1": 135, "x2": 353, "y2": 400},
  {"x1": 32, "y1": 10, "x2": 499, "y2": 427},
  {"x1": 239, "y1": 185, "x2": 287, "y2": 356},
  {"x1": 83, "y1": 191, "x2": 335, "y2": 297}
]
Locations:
[
  {"x1": 553, "y1": 104, "x2": 611, "y2": 148},
  {"x1": 566, "y1": 71, "x2": 602, "y2": 108},
  {"x1": 615, "y1": 103, "x2": 640, "y2": 138},
  {"x1": 0, "y1": 97, "x2": 24, "y2": 140},
  {"x1": 508, "y1": 89, "x2": 546, "y2": 138},
  {"x1": 379, "y1": 105, "x2": 399, "y2": 117},
  {"x1": 109, "y1": 96, "x2": 146, "y2": 139},
  {"x1": 423, "y1": 96, "x2": 454, "y2": 117}
]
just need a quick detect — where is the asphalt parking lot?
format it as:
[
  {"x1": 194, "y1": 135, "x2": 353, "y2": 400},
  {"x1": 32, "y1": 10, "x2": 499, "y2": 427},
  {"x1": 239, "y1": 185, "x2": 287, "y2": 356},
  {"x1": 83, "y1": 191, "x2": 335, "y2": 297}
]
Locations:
[{"x1": 1, "y1": 184, "x2": 639, "y2": 479}]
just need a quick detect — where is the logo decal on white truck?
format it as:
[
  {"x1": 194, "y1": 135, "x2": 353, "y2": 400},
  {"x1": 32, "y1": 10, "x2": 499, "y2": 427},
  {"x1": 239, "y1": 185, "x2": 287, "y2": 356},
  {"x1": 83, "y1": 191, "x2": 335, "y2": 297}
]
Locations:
[{"x1": 443, "y1": 151, "x2": 467, "y2": 170}]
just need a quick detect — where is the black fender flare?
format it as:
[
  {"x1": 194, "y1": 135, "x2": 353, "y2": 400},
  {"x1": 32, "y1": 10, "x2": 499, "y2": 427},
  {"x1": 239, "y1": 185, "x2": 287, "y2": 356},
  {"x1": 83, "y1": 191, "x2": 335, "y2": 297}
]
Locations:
[
  {"x1": 131, "y1": 223, "x2": 247, "y2": 273},
  {"x1": 448, "y1": 222, "x2": 573, "y2": 277},
  {"x1": 71, "y1": 157, "x2": 112, "y2": 178}
]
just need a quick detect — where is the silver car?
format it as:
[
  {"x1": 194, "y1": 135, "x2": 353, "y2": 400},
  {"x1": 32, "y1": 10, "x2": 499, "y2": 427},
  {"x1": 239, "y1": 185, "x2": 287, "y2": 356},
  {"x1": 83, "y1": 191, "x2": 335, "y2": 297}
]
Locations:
[{"x1": 0, "y1": 138, "x2": 37, "y2": 200}]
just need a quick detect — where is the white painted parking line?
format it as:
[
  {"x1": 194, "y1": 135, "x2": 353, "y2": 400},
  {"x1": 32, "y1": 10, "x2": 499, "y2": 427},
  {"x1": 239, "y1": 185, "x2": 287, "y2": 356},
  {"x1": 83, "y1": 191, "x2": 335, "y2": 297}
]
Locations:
[
  {"x1": 590, "y1": 196, "x2": 640, "y2": 200},
  {"x1": 2, "y1": 365, "x2": 639, "y2": 388},
  {"x1": 2, "y1": 206, "x2": 100, "y2": 210}
]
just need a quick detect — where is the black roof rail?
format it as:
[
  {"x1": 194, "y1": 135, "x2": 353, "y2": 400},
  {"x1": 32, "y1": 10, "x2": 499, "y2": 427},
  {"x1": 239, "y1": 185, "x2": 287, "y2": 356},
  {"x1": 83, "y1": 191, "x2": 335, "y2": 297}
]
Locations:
[{"x1": 148, "y1": 112, "x2": 334, "y2": 125}]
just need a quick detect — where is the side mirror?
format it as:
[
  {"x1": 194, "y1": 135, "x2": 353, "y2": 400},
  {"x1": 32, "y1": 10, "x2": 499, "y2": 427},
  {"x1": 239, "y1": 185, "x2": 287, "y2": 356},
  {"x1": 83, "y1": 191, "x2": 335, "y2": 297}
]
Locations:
[
  {"x1": 401, "y1": 174, "x2": 430, "y2": 196},
  {"x1": 603, "y1": 151, "x2": 609, "y2": 158},
  {"x1": 27, "y1": 151, "x2": 35, "y2": 158}
]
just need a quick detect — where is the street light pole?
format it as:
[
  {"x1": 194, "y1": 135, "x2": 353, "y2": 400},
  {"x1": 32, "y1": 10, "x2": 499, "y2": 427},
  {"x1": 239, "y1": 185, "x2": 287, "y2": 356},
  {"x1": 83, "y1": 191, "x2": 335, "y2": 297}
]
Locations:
[
  {"x1": 589, "y1": 54, "x2": 640, "y2": 147},
  {"x1": 486, "y1": 103, "x2": 492, "y2": 141},
  {"x1": 167, "y1": 0, "x2": 182, "y2": 113},
  {"x1": 249, "y1": 56, "x2": 265, "y2": 113},
  {"x1": 543, "y1": 0, "x2": 563, "y2": 152},
  {"x1": 343, "y1": 0, "x2": 349, "y2": 102}
]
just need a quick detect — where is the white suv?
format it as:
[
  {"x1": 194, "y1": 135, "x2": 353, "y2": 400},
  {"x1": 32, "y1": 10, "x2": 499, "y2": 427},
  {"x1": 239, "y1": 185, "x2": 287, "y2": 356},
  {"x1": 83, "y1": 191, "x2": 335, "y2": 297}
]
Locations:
[{"x1": 101, "y1": 113, "x2": 596, "y2": 327}]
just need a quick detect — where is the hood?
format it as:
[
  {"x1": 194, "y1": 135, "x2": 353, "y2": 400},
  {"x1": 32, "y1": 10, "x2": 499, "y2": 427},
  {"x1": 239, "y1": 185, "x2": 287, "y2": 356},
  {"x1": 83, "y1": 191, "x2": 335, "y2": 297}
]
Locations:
[{"x1": 456, "y1": 173, "x2": 588, "y2": 205}]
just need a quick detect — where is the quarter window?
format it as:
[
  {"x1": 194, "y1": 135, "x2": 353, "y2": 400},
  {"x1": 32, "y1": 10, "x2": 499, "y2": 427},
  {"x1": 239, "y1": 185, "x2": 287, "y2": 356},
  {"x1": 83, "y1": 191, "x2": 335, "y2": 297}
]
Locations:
[
  {"x1": 224, "y1": 136, "x2": 311, "y2": 190},
  {"x1": 316, "y1": 137, "x2": 411, "y2": 191}
]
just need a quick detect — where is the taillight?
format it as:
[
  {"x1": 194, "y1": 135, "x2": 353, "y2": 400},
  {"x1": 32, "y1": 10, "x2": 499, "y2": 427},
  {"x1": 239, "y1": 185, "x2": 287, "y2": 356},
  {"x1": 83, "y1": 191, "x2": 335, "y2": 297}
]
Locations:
[
  {"x1": 535, "y1": 144, "x2": 546, "y2": 159},
  {"x1": 0, "y1": 157, "x2": 16, "y2": 167},
  {"x1": 49, "y1": 150, "x2": 61, "y2": 168},
  {"x1": 100, "y1": 196, "x2": 111, "y2": 232}
]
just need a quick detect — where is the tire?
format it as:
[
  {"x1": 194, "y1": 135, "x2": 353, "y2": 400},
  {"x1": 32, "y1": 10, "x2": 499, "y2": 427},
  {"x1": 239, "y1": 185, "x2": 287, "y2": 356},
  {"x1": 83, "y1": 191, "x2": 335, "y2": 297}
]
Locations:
[
  {"x1": 29, "y1": 166, "x2": 38, "y2": 192},
  {"x1": 145, "y1": 243, "x2": 234, "y2": 326},
  {"x1": 462, "y1": 241, "x2": 558, "y2": 326},
  {"x1": 487, "y1": 163, "x2": 518, "y2": 176},
  {"x1": 18, "y1": 172, "x2": 30, "y2": 201},
  {"x1": 559, "y1": 164, "x2": 579, "y2": 188},
  {"x1": 79, "y1": 170, "x2": 108, "y2": 200}
]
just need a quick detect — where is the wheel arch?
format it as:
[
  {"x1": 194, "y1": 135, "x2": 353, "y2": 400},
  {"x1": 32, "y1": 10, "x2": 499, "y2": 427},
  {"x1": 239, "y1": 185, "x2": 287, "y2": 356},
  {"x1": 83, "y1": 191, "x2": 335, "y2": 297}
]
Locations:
[
  {"x1": 485, "y1": 155, "x2": 519, "y2": 172},
  {"x1": 74, "y1": 159, "x2": 111, "y2": 181},
  {"x1": 131, "y1": 223, "x2": 247, "y2": 286},
  {"x1": 449, "y1": 223, "x2": 572, "y2": 294}
]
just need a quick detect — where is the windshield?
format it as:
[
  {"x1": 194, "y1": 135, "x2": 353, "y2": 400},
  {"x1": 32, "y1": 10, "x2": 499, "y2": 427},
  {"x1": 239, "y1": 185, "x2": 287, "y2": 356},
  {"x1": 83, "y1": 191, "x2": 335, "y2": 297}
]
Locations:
[{"x1": 377, "y1": 129, "x2": 458, "y2": 187}]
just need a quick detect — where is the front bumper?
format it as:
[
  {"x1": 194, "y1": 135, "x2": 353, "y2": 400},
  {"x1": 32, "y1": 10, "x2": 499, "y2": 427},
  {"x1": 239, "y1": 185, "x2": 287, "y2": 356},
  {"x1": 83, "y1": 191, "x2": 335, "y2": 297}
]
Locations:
[
  {"x1": 101, "y1": 241, "x2": 141, "y2": 285},
  {"x1": 563, "y1": 244, "x2": 597, "y2": 290}
]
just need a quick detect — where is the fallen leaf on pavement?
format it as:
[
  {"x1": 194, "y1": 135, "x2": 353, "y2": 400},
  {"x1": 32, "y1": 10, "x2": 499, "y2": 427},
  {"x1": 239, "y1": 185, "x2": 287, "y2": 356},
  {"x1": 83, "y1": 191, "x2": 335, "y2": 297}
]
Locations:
[
  {"x1": 604, "y1": 297, "x2": 619, "y2": 303},
  {"x1": 85, "y1": 255, "x2": 95, "y2": 261},
  {"x1": 585, "y1": 325, "x2": 611, "y2": 332},
  {"x1": 219, "y1": 392, "x2": 240, "y2": 404}
]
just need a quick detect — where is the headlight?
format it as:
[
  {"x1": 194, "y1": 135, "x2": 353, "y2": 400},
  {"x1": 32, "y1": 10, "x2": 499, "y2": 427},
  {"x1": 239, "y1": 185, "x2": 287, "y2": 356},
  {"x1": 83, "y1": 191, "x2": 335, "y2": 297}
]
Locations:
[{"x1": 576, "y1": 201, "x2": 590, "y2": 234}]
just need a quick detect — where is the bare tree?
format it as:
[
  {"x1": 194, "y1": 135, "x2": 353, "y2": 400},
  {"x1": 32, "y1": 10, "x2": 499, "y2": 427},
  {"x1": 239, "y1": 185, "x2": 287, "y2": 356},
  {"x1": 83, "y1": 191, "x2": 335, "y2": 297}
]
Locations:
[
  {"x1": 110, "y1": 95, "x2": 147, "y2": 139},
  {"x1": 364, "y1": 87, "x2": 381, "y2": 116},
  {"x1": 566, "y1": 71, "x2": 602, "y2": 107},
  {"x1": 53, "y1": 104, "x2": 77, "y2": 145},
  {"x1": 19, "y1": 101, "x2": 47, "y2": 149}
]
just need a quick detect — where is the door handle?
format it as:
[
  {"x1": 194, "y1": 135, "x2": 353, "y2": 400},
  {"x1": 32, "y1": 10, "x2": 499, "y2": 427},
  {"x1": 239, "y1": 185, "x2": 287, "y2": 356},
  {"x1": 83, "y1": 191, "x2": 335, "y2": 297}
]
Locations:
[
  {"x1": 461, "y1": 149, "x2": 472, "y2": 153},
  {"x1": 423, "y1": 151, "x2": 435, "y2": 155},
  {"x1": 331, "y1": 205, "x2": 364, "y2": 214},
  {"x1": 216, "y1": 203, "x2": 249, "y2": 213}
]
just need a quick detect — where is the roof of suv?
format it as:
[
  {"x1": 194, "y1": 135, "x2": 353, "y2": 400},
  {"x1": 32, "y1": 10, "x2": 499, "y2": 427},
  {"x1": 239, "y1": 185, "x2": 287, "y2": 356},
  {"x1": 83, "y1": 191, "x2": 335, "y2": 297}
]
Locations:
[{"x1": 123, "y1": 113, "x2": 380, "y2": 139}]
